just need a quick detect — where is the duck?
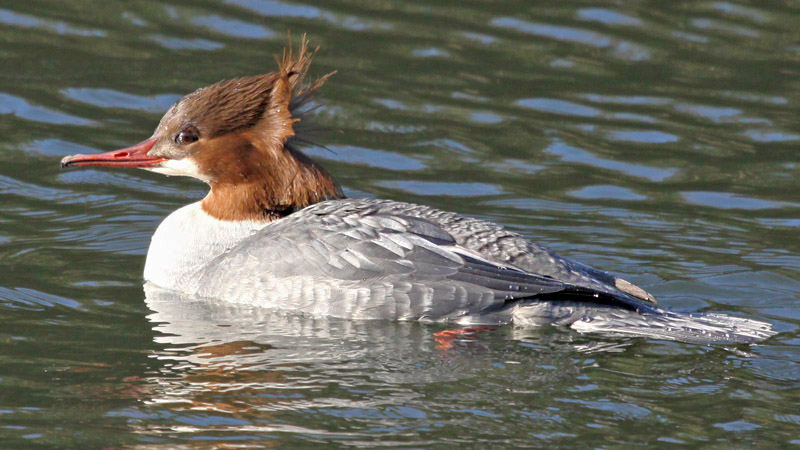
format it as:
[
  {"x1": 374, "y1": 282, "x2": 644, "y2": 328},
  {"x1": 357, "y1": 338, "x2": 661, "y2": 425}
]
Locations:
[{"x1": 61, "y1": 38, "x2": 775, "y2": 343}]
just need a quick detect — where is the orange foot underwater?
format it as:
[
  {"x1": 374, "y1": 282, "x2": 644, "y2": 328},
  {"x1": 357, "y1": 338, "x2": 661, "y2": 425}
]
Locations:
[{"x1": 433, "y1": 326, "x2": 498, "y2": 350}]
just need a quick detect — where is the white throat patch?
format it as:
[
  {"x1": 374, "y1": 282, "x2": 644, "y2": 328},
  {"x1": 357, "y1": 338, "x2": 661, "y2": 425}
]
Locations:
[{"x1": 145, "y1": 158, "x2": 210, "y2": 182}]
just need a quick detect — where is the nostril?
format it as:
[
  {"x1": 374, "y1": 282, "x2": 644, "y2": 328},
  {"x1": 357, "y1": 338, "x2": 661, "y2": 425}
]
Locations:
[{"x1": 114, "y1": 152, "x2": 129, "y2": 158}]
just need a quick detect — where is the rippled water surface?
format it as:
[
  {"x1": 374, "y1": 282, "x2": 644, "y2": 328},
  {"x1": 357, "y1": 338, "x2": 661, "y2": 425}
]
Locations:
[{"x1": 1, "y1": 1, "x2": 799, "y2": 447}]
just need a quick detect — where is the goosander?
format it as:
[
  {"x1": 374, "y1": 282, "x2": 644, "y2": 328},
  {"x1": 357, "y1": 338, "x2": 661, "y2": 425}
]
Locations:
[{"x1": 62, "y1": 39, "x2": 775, "y2": 343}]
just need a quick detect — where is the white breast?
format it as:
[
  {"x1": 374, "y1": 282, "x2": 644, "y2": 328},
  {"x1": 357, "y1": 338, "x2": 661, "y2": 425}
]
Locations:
[{"x1": 143, "y1": 201, "x2": 268, "y2": 293}]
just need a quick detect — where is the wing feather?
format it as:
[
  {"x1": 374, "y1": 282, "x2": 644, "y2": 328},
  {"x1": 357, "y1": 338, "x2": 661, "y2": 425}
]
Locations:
[{"x1": 194, "y1": 201, "x2": 649, "y2": 320}]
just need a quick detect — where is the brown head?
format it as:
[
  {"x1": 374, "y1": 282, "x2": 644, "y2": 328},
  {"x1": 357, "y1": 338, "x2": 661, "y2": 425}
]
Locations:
[{"x1": 61, "y1": 37, "x2": 344, "y2": 222}]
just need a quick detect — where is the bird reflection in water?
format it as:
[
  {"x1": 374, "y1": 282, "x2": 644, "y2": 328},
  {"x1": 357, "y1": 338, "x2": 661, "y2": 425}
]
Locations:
[{"x1": 133, "y1": 284, "x2": 637, "y2": 443}]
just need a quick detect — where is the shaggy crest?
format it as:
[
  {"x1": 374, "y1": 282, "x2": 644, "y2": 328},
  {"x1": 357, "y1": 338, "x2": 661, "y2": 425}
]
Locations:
[{"x1": 163, "y1": 34, "x2": 334, "y2": 143}]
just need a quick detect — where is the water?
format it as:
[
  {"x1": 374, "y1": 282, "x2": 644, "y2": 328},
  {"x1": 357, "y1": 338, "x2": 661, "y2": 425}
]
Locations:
[{"x1": 1, "y1": 0, "x2": 799, "y2": 447}]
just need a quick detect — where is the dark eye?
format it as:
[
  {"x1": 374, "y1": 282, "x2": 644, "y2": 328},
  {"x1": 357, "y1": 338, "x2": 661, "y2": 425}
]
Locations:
[{"x1": 176, "y1": 127, "x2": 199, "y2": 145}]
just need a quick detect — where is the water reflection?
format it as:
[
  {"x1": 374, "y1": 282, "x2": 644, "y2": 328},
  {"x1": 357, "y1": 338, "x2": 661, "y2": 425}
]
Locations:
[
  {"x1": 191, "y1": 14, "x2": 277, "y2": 39},
  {"x1": 0, "y1": 92, "x2": 96, "y2": 126},
  {"x1": 491, "y1": 17, "x2": 651, "y2": 61},
  {"x1": 144, "y1": 283, "x2": 453, "y2": 415},
  {"x1": 0, "y1": 8, "x2": 105, "y2": 36},
  {"x1": 140, "y1": 284, "x2": 632, "y2": 441},
  {"x1": 61, "y1": 88, "x2": 180, "y2": 113},
  {"x1": 544, "y1": 139, "x2": 677, "y2": 182}
]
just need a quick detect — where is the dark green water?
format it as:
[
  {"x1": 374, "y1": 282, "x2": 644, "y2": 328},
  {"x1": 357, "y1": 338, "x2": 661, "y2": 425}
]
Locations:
[{"x1": 1, "y1": 0, "x2": 798, "y2": 447}]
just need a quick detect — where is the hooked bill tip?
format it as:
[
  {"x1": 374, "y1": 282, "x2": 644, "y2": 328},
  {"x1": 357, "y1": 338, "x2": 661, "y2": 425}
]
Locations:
[{"x1": 60, "y1": 155, "x2": 77, "y2": 168}]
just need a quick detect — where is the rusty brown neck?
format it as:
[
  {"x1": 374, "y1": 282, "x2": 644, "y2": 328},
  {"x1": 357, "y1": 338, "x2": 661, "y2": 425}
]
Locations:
[{"x1": 200, "y1": 142, "x2": 344, "y2": 222}]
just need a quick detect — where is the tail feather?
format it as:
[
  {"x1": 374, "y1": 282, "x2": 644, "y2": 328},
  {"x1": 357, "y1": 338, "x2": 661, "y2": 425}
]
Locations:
[{"x1": 569, "y1": 309, "x2": 776, "y2": 344}]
